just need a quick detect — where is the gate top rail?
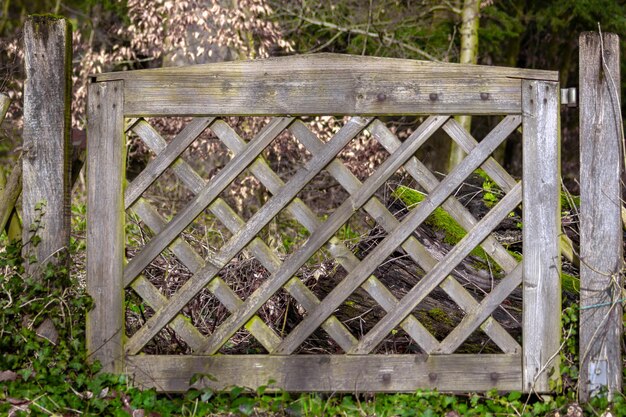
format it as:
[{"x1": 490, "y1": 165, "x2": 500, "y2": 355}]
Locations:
[{"x1": 92, "y1": 53, "x2": 558, "y2": 117}]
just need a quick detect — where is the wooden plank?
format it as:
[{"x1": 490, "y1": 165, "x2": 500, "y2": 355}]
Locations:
[
  {"x1": 442, "y1": 118, "x2": 517, "y2": 192},
  {"x1": 86, "y1": 80, "x2": 125, "y2": 373},
  {"x1": 579, "y1": 32, "x2": 623, "y2": 401},
  {"x1": 123, "y1": 117, "x2": 293, "y2": 285},
  {"x1": 124, "y1": 117, "x2": 370, "y2": 354},
  {"x1": 196, "y1": 117, "x2": 446, "y2": 355},
  {"x1": 349, "y1": 183, "x2": 522, "y2": 355},
  {"x1": 93, "y1": 54, "x2": 557, "y2": 116},
  {"x1": 437, "y1": 263, "x2": 523, "y2": 354},
  {"x1": 273, "y1": 119, "x2": 514, "y2": 355},
  {"x1": 443, "y1": 117, "x2": 580, "y2": 268},
  {"x1": 126, "y1": 354, "x2": 523, "y2": 393},
  {"x1": 124, "y1": 117, "x2": 214, "y2": 208},
  {"x1": 521, "y1": 80, "x2": 561, "y2": 393},
  {"x1": 22, "y1": 16, "x2": 72, "y2": 274}
]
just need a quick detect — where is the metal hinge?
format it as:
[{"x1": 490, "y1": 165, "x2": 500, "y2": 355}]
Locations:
[{"x1": 561, "y1": 87, "x2": 577, "y2": 108}]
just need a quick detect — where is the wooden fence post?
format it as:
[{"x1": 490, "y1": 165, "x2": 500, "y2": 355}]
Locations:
[
  {"x1": 86, "y1": 80, "x2": 126, "y2": 373},
  {"x1": 22, "y1": 16, "x2": 72, "y2": 274},
  {"x1": 521, "y1": 79, "x2": 561, "y2": 393},
  {"x1": 579, "y1": 31, "x2": 623, "y2": 401}
]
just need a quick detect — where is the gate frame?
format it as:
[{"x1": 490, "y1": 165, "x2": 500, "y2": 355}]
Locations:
[{"x1": 86, "y1": 54, "x2": 561, "y2": 393}]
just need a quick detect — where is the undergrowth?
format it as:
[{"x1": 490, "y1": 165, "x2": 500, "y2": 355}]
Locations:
[{"x1": 0, "y1": 204, "x2": 623, "y2": 416}]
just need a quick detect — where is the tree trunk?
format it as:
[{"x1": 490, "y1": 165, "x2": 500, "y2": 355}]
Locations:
[{"x1": 447, "y1": 0, "x2": 481, "y2": 172}]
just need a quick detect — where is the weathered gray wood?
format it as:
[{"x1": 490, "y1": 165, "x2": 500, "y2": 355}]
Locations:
[
  {"x1": 93, "y1": 54, "x2": 557, "y2": 116},
  {"x1": 291, "y1": 120, "x2": 518, "y2": 353},
  {"x1": 132, "y1": 120, "x2": 205, "y2": 194},
  {"x1": 213, "y1": 119, "x2": 437, "y2": 352},
  {"x1": 86, "y1": 80, "x2": 125, "y2": 373},
  {"x1": 22, "y1": 16, "x2": 72, "y2": 274},
  {"x1": 126, "y1": 354, "x2": 522, "y2": 392},
  {"x1": 209, "y1": 199, "x2": 358, "y2": 352},
  {"x1": 443, "y1": 117, "x2": 579, "y2": 266},
  {"x1": 124, "y1": 117, "x2": 371, "y2": 354},
  {"x1": 437, "y1": 263, "x2": 522, "y2": 354},
  {"x1": 371, "y1": 117, "x2": 520, "y2": 273},
  {"x1": 0, "y1": 156, "x2": 22, "y2": 236},
  {"x1": 194, "y1": 117, "x2": 445, "y2": 355},
  {"x1": 522, "y1": 80, "x2": 561, "y2": 393},
  {"x1": 133, "y1": 120, "x2": 356, "y2": 352},
  {"x1": 124, "y1": 117, "x2": 214, "y2": 208},
  {"x1": 349, "y1": 183, "x2": 522, "y2": 355},
  {"x1": 132, "y1": 197, "x2": 281, "y2": 352},
  {"x1": 123, "y1": 117, "x2": 293, "y2": 285},
  {"x1": 274, "y1": 126, "x2": 515, "y2": 355},
  {"x1": 579, "y1": 32, "x2": 623, "y2": 401}
]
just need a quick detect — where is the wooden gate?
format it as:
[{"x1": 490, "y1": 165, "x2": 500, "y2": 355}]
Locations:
[{"x1": 86, "y1": 54, "x2": 561, "y2": 393}]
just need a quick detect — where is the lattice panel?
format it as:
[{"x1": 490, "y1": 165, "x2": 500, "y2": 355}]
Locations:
[{"x1": 119, "y1": 114, "x2": 525, "y2": 359}]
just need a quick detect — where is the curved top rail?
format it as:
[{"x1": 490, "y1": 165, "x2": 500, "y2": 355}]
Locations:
[{"x1": 92, "y1": 53, "x2": 558, "y2": 117}]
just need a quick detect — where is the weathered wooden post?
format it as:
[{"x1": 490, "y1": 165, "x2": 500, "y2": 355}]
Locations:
[
  {"x1": 22, "y1": 16, "x2": 72, "y2": 274},
  {"x1": 579, "y1": 31, "x2": 623, "y2": 401}
]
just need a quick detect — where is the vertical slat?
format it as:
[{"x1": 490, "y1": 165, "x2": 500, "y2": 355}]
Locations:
[
  {"x1": 86, "y1": 80, "x2": 125, "y2": 373},
  {"x1": 521, "y1": 80, "x2": 561, "y2": 393},
  {"x1": 579, "y1": 32, "x2": 623, "y2": 401},
  {"x1": 22, "y1": 16, "x2": 72, "y2": 274}
]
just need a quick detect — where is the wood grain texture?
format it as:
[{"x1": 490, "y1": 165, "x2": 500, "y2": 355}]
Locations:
[
  {"x1": 292, "y1": 120, "x2": 518, "y2": 353},
  {"x1": 197, "y1": 117, "x2": 445, "y2": 355},
  {"x1": 215, "y1": 119, "x2": 435, "y2": 352},
  {"x1": 22, "y1": 17, "x2": 72, "y2": 274},
  {"x1": 86, "y1": 80, "x2": 125, "y2": 373},
  {"x1": 124, "y1": 117, "x2": 369, "y2": 355},
  {"x1": 92, "y1": 54, "x2": 557, "y2": 116},
  {"x1": 349, "y1": 183, "x2": 522, "y2": 355},
  {"x1": 123, "y1": 117, "x2": 293, "y2": 285},
  {"x1": 124, "y1": 117, "x2": 214, "y2": 208},
  {"x1": 125, "y1": 354, "x2": 522, "y2": 393},
  {"x1": 579, "y1": 32, "x2": 623, "y2": 401},
  {"x1": 274, "y1": 126, "x2": 514, "y2": 355},
  {"x1": 522, "y1": 80, "x2": 561, "y2": 393}
]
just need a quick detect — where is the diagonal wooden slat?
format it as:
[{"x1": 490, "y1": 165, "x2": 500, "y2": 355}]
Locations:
[
  {"x1": 131, "y1": 198, "x2": 281, "y2": 352},
  {"x1": 131, "y1": 118, "x2": 358, "y2": 352},
  {"x1": 124, "y1": 117, "x2": 371, "y2": 355},
  {"x1": 209, "y1": 200, "x2": 358, "y2": 351},
  {"x1": 131, "y1": 119, "x2": 206, "y2": 192},
  {"x1": 124, "y1": 117, "x2": 294, "y2": 286},
  {"x1": 125, "y1": 117, "x2": 215, "y2": 208},
  {"x1": 214, "y1": 120, "x2": 438, "y2": 353},
  {"x1": 442, "y1": 118, "x2": 517, "y2": 192},
  {"x1": 273, "y1": 120, "x2": 512, "y2": 355},
  {"x1": 436, "y1": 262, "x2": 523, "y2": 354},
  {"x1": 371, "y1": 117, "x2": 521, "y2": 273},
  {"x1": 197, "y1": 116, "x2": 448, "y2": 355},
  {"x1": 291, "y1": 120, "x2": 519, "y2": 353},
  {"x1": 350, "y1": 183, "x2": 522, "y2": 354},
  {"x1": 129, "y1": 120, "x2": 356, "y2": 351}
]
